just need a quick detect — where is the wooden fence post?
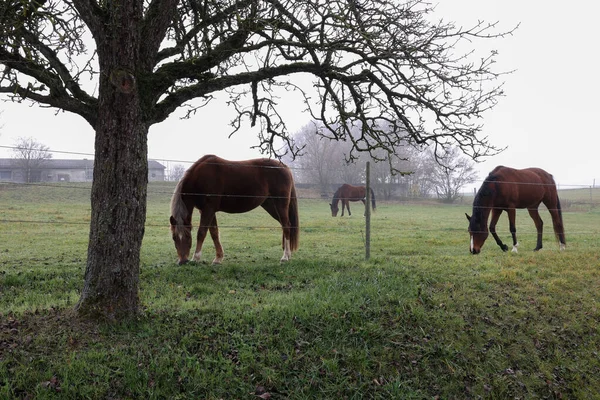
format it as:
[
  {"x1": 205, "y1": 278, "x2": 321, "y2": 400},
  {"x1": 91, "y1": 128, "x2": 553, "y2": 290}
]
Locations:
[{"x1": 365, "y1": 161, "x2": 371, "y2": 261}]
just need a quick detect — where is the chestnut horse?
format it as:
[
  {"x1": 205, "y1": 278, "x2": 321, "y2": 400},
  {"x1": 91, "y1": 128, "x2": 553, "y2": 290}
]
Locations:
[
  {"x1": 169, "y1": 155, "x2": 299, "y2": 264},
  {"x1": 330, "y1": 184, "x2": 376, "y2": 217},
  {"x1": 466, "y1": 166, "x2": 566, "y2": 254}
]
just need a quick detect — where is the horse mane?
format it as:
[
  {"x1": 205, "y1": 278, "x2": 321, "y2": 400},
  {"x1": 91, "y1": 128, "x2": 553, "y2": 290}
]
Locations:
[
  {"x1": 472, "y1": 173, "x2": 500, "y2": 223},
  {"x1": 332, "y1": 186, "x2": 342, "y2": 205},
  {"x1": 170, "y1": 178, "x2": 189, "y2": 233}
]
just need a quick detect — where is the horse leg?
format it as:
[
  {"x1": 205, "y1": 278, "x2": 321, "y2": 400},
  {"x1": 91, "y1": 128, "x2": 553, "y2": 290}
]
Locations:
[
  {"x1": 361, "y1": 199, "x2": 366, "y2": 216},
  {"x1": 507, "y1": 208, "x2": 519, "y2": 252},
  {"x1": 261, "y1": 199, "x2": 293, "y2": 262},
  {"x1": 209, "y1": 215, "x2": 224, "y2": 264},
  {"x1": 281, "y1": 232, "x2": 292, "y2": 262},
  {"x1": 489, "y1": 208, "x2": 509, "y2": 252},
  {"x1": 527, "y1": 208, "x2": 544, "y2": 251},
  {"x1": 192, "y1": 210, "x2": 214, "y2": 262}
]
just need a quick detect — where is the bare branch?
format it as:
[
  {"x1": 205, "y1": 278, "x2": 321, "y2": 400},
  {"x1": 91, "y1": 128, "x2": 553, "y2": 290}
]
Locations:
[{"x1": 1, "y1": 0, "x2": 513, "y2": 161}]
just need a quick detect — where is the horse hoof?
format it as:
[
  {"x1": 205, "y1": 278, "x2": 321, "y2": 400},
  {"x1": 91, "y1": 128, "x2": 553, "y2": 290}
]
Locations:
[
  {"x1": 501, "y1": 245, "x2": 509, "y2": 252},
  {"x1": 178, "y1": 259, "x2": 189, "y2": 265}
]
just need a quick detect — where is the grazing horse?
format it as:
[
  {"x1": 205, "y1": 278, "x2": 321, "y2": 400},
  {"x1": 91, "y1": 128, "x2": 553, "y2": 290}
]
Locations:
[
  {"x1": 169, "y1": 155, "x2": 299, "y2": 265},
  {"x1": 330, "y1": 184, "x2": 376, "y2": 217},
  {"x1": 466, "y1": 166, "x2": 566, "y2": 254}
]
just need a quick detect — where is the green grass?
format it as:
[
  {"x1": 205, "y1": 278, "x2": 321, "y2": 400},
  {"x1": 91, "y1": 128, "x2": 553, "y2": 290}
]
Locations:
[{"x1": 1, "y1": 182, "x2": 600, "y2": 398}]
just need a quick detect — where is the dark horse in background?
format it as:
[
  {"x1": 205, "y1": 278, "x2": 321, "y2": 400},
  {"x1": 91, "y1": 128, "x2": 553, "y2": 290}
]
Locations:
[
  {"x1": 466, "y1": 166, "x2": 566, "y2": 254},
  {"x1": 170, "y1": 155, "x2": 299, "y2": 265},
  {"x1": 330, "y1": 184, "x2": 376, "y2": 217}
]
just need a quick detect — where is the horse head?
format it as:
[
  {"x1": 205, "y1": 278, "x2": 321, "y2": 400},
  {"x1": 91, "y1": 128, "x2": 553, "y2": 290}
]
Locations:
[
  {"x1": 466, "y1": 213, "x2": 489, "y2": 254},
  {"x1": 329, "y1": 203, "x2": 339, "y2": 217},
  {"x1": 170, "y1": 215, "x2": 192, "y2": 265}
]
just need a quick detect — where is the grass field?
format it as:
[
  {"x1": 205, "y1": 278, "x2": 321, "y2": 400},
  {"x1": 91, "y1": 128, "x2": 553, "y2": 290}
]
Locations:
[{"x1": 1, "y1": 182, "x2": 600, "y2": 399}]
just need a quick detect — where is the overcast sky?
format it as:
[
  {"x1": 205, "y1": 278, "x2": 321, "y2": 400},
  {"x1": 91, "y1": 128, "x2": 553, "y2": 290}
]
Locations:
[{"x1": 1, "y1": 0, "x2": 598, "y2": 187}]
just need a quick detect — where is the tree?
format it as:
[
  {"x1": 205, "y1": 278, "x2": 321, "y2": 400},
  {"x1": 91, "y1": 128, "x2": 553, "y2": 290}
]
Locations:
[
  {"x1": 367, "y1": 145, "x2": 418, "y2": 200},
  {"x1": 0, "y1": 0, "x2": 510, "y2": 319},
  {"x1": 289, "y1": 123, "x2": 421, "y2": 199},
  {"x1": 11, "y1": 137, "x2": 53, "y2": 183},
  {"x1": 168, "y1": 163, "x2": 186, "y2": 182},
  {"x1": 288, "y1": 122, "x2": 342, "y2": 194},
  {"x1": 425, "y1": 147, "x2": 479, "y2": 203}
]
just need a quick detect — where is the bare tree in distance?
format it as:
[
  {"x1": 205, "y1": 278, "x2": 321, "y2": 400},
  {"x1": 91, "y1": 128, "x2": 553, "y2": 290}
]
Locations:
[
  {"x1": 366, "y1": 145, "x2": 420, "y2": 199},
  {"x1": 168, "y1": 164, "x2": 187, "y2": 182},
  {"x1": 425, "y1": 147, "x2": 479, "y2": 203},
  {"x1": 287, "y1": 122, "x2": 344, "y2": 195},
  {"x1": 291, "y1": 121, "x2": 430, "y2": 199},
  {"x1": 1, "y1": 0, "x2": 512, "y2": 319},
  {"x1": 11, "y1": 137, "x2": 52, "y2": 183},
  {"x1": 336, "y1": 134, "x2": 365, "y2": 186}
]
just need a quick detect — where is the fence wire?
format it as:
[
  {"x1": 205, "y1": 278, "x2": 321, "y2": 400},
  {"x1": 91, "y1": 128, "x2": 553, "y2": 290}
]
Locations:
[{"x1": 1, "y1": 146, "x2": 599, "y2": 252}]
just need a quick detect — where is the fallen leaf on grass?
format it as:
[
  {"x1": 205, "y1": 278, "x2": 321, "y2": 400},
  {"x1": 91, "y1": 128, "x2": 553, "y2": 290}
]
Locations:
[
  {"x1": 255, "y1": 385, "x2": 271, "y2": 399},
  {"x1": 40, "y1": 376, "x2": 61, "y2": 392}
]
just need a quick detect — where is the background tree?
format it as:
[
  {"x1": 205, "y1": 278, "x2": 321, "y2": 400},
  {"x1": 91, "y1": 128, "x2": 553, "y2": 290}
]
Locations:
[
  {"x1": 11, "y1": 137, "x2": 52, "y2": 183},
  {"x1": 425, "y1": 147, "x2": 479, "y2": 203},
  {"x1": 289, "y1": 123, "x2": 430, "y2": 200},
  {"x1": 0, "y1": 0, "x2": 510, "y2": 319},
  {"x1": 168, "y1": 163, "x2": 187, "y2": 182},
  {"x1": 288, "y1": 122, "x2": 342, "y2": 195},
  {"x1": 367, "y1": 145, "x2": 419, "y2": 200},
  {"x1": 335, "y1": 134, "x2": 365, "y2": 186}
]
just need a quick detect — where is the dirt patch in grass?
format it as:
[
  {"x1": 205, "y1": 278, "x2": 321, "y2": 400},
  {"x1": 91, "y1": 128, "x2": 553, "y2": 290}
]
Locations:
[{"x1": 1, "y1": 308, "x2": 100, "y2": 358}]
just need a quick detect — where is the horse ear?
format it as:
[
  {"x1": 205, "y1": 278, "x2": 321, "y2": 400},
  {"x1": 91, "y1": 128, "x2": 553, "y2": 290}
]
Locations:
[
  {"x1": 170, "y1": 216, "x2": 177, "y2": 226},
  {"x1": 465, "y1": 213, "x2": 471, "y2": 222}
]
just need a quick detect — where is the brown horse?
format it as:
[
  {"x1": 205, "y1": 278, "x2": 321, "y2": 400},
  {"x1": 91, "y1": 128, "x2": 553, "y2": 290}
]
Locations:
[
  {"x1": 169, "y1": 155, "x2": 299, "y2": 265},
  {"x1": 465, "y1": 166, "x2": 566, "y2": 254},
  {"x1": 330, "y1": 184, "x2": 376, "y2": 217}
]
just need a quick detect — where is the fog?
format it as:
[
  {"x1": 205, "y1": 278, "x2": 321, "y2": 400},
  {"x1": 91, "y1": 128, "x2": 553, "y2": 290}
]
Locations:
[{"x1": 1, "y1": 0, "x2": 598, "y2": 188}]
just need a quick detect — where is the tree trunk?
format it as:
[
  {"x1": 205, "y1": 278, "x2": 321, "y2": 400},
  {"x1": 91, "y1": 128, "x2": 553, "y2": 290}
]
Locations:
[
  {"x1": 75, "y1": 102, "x2": 148, "y2": 320},
  {"x1": 75, "y1": 121, "x2": 148, "y2": 320},
  {"x1": 75, "y1": 0, "x2": 147, "y2": 320}
]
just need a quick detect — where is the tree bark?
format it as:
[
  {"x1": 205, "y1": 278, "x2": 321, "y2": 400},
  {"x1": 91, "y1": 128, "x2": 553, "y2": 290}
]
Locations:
[
  {"x1": 75, "y1": 0, "x2": 148, "y2": 320},
  {"x1": 75, "y1": 118, "x2": 148, "y2": 320}
]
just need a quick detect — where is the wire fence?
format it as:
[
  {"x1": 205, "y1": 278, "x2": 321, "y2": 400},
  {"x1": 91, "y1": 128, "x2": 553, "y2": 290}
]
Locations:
[
  {"x1": 1, "y1": 146, "x2": 599, "y2": 255},
  {"x1": 1, "y1": 180, "x2": 598, "y2": 232},
  {"x1": 0, "y1": 179, "x2": 598, "y2": 206}
]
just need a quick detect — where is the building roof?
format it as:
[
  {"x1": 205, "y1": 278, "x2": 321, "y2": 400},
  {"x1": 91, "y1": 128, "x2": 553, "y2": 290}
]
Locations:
[{"x1": 0, "y1": 158, "x2": 165, "y2": 169}]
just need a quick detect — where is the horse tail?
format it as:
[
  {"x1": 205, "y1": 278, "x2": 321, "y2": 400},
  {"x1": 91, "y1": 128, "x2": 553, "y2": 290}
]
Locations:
[
  {"x1": 548, "y1": 174, "x2": 566, "y2": 247},
  {"x1": 370, "y1": 187, "x2": 376, "y2": 211},
  {"x1": 555, "y1": 194, "x2": 566, "y2": 245},
  {"x1": 288, "y1": 185, "x2": 300, "y2": 251}
]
